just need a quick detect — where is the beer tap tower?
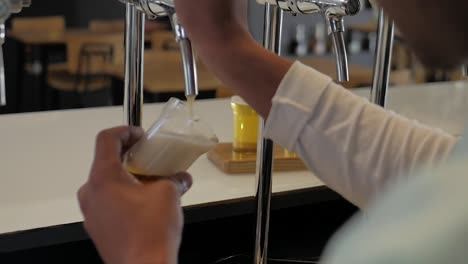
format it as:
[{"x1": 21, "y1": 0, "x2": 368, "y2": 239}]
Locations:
[
  {"x1": 370, "y1": 8, "x2": 394, "y2": 107},
  {"x1": 117, "y1": 1, "x2": 361, "y2": 263},
  {"x1": 0, "y1": 0, "x2": 31, "y2": 106},
  {"x1": 254, "y1": 1, "x2": 360, "y2": 263},
  {"x1": 118, "y1": 0, "x2": 197, "y2": 126}
]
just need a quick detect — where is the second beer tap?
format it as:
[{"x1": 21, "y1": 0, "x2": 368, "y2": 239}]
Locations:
[
  {"x1": 257, "y1": 0, "x2": 360, "y2": 82},
  {"x1": 119, "y1": 0, "x2": 198, "y2": 98}
]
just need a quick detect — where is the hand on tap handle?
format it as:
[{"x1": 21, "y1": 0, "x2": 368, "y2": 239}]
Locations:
[{"x1": 174, "y1": 0, "x2": 292, "y2": 118}]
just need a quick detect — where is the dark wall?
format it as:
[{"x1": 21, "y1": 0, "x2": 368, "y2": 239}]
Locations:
[{"x1": 73, "y1": 0, "x2": 125, "y2": 27}]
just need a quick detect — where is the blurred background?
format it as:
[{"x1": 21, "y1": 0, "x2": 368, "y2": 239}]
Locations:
[{"x1": 1, "y1": 0, "x2": 464, "y2": 115}]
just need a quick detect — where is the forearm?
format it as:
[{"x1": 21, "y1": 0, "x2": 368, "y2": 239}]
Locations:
[
  {"x1": 194, "y1": 30, "x2": 292, "y2": 117},
  {"x1": 266, "y1": 62, "x2": 458, "y2": 208}
]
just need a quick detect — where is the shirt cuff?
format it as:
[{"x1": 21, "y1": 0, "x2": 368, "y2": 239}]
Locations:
[{"x1": 264, "y1": 60, "x2": 333, "y2": 150}]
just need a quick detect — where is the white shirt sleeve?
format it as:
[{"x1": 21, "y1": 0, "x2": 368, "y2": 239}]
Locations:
[{"x1": 264, "y1": 61, "x2": 458, "y2": 207}]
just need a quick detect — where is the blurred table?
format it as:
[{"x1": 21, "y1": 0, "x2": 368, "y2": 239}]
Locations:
[
  {"x1": 349, "y1": 22, "x2": 403, "y2": 39},
  {"x1": 8, "y1": 30, "x2": 66, "y2": 45},
  {"x1": 7, "y1": 29, "x2": 119, "y2": 45},
  {"x1": 105, "y1": 50, "x2": 222, "y2": 95},
  {"x1": 7, "y1": 27, "x2": 157, "y2": 45},
  {"x1": 298, "y1": 57, "x2": 374, "y2": 88},
  {"x1": 349, "y1": 22, "x2": 378, "y2": 34}
]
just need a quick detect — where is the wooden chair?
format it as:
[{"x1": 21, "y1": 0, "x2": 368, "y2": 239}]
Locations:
[
  {"x1": 89, "y1": 20, "x2": 125, "y2": 32},
  {"x1": 47, "y1": 32, "x2": 124, "y2": 108},
  {"x1": 12, "y1": 16, "x2": 65, "y2": 33}
]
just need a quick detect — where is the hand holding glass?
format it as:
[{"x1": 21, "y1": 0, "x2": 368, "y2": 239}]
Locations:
[{"x1": 125, "y1": 98, "x2": 219, "y2": 177}]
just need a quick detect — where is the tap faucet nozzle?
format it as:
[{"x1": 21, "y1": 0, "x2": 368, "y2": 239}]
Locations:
[
  {"x1": 257, "y1": 0, "x2": 360, "y2": 82},
  {"x1": 119, "y1": 0, "x2": 198, "y2": 98},
  {"x1": 326, "y1": 15, "x2": 349, "y2": 81}
]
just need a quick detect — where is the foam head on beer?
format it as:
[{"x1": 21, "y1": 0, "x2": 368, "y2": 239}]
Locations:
[{"x1": 124, "y1": 98, "x2": 219, "y2": 177}]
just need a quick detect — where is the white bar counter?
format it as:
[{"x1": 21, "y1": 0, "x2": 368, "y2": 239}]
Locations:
[
  {"x1": 1, "y1": 81, "x2": 467, "y2": 251},
  {"x1": 0, "y1": 99, "x2": 323, "y2": 236}
]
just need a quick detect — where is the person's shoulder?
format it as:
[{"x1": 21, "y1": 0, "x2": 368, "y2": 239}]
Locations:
[{"x1": 321, "y1": 154, "x2": 468, "y2": 264}]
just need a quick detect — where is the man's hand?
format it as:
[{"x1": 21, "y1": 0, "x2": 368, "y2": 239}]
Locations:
[{"x1": 78, "y1": 126, "x2": 193, "y2": 264}]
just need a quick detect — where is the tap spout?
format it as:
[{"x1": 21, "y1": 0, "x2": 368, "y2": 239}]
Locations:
[
  {"x1": 330, "y1": 31, "x2": 349, "y2": 82},
  {"x1": 327, "y1": 16, "x2": 349, "y2": 82},
  {"x1": 178, "y1": 38, "x2": 198, "y2": 97},
  {"x1": 118, "y1": 0, "x2": 199, "y2": 98},
  {"x1": 172, "y1": 14, "x2": 198, "y2": 97}
]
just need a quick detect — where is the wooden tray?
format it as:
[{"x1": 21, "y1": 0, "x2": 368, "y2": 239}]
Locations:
[{"x1": 207, "y1": 143, "x2": 307, "y2": 174}]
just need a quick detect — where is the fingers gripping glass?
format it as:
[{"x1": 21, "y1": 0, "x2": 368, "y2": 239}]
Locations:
[{"x1": 124, "y1": 98, "x2": 219, "y2": 177}]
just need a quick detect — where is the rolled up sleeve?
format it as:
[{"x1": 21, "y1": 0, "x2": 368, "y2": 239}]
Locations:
[{"x1": 264, "y1": 61, "x2": 457, "y2": 207}]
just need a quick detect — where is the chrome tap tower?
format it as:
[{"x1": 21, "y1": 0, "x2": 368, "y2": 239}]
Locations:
[
  {"x1": 370, "y1": 8, "x2": 394, "y2": 107},
  {"x1": 123, "y1": 4, "x2": 145, "y2": 126},
  {"x1": 118, "y1": 0, "x2": 198, "y2": 126},
  {"x1": 117, "y1": 1, "x2": 361, "y2": 263},
  {"x1": 254, "y1": 1, "x2": 359, "y2": 263},
  {"x1": 254, "y1": 4, "x2": 283, "y2": 264},
  {"x1": 0, "y1": 0, "x2": 31, "y2": 106}
]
